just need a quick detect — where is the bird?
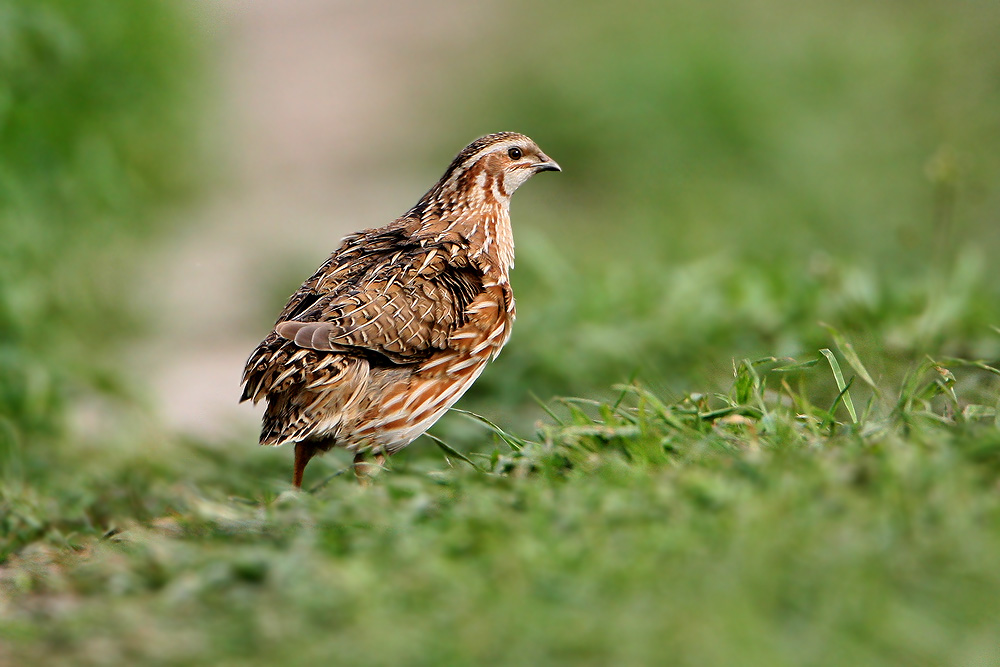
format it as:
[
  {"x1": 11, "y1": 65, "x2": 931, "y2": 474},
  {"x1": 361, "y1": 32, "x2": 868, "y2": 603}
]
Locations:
[{"x1": 240, "y1": 132, "x2": 560, "y2": 488}]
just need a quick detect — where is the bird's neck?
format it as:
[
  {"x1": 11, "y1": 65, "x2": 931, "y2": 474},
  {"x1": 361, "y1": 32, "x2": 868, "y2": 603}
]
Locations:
[
  {"x1": 464, "y1": 203, "x2": 515, "y2": 282},
  {"x1": 412, "y1": 182, "x2": 516, "y2": 282}
]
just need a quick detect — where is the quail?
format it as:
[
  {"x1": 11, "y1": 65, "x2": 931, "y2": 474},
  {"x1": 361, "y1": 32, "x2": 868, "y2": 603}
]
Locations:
[{"x1": 241, "y1": 132, "x2": 560, "y2": 488}]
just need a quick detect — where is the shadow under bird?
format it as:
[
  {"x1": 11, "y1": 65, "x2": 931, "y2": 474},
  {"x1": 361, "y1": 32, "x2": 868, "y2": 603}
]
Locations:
[{"x1": 241, "y1": 132, "x2": 560, "y2": 488}]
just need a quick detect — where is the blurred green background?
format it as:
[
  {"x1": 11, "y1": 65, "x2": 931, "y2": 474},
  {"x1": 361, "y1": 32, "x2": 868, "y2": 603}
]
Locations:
[
  {"x1": 448, "y1": 0, "x2": 1000, "y2": 429},
  {"x1": 3, "y1": 0, "x2": 1000, "y2": 664},
  {"x1": 0, "y1": 0, "x2": 201, "y2": 478}
]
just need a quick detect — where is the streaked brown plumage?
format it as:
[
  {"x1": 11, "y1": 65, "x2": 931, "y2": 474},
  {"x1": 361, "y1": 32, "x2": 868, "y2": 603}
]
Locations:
[{"x1": 241, "y1": 132, "x2": 560, "y2": 488}]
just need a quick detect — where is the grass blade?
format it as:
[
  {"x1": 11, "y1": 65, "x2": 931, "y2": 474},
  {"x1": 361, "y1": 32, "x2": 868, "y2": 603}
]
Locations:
[
  {"x1": 530, "y1": 392, "x2": 566, "y2": 425},
  {"x1": 423, "y1": 432, "x2": 485, "y2": 472},
  {"x1": 451, "y1": 408, "x2": 528, "y2": 452},
  {"x1": 821, "y1": 323, "x2": 880, "y2": 395},
  {"x1": 772, "y1": 358, "x2": 821, "y2": 373},
  {"x1": 820, "y1": 348, "x2": 858, "y2": 423},
  {"x1": 936, "y1": 357, "x2": 1000, "y2": 378},
  {"x1": 827, "y1": 376, "x2": 856, "y2": 427}
]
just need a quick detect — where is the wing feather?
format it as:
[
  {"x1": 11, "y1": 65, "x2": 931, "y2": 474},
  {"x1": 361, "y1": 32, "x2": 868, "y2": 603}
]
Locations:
[
  {"x1": 267, "y1": 220, "x2": 481, "y2": 359},
  {"x1": 240, "y1": 221, "x2": 480, "y2": 405}
]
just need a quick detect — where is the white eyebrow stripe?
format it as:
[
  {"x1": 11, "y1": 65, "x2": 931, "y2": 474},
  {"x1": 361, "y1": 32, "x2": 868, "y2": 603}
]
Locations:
[{"x1": 455, "y1": 139, "x2": 523, "y2": 173}]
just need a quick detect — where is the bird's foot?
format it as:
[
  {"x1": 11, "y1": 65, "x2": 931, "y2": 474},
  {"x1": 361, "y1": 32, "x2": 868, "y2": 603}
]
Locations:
[{"x1": 353, "y1": 450, "x2": 387, "y2": 487}]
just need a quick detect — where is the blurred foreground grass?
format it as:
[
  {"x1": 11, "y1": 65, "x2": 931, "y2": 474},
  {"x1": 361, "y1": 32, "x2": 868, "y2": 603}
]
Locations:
[
  {"x1": 4, "y1": 349, "x2": 1000, "y2": 665},
  {"x1": 3, "y1": 1, "x2": 1000, "y2": 665}
]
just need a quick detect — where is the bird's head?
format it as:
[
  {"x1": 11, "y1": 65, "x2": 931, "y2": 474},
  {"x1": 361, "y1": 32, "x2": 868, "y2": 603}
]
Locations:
[{"x1": 430, "y1": 132, "x2": 560, "y2": 208}]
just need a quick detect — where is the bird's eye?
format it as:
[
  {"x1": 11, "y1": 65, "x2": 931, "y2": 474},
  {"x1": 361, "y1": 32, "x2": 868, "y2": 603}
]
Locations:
[{"x1": 507, "y1": 147, "x2": 523, "y2": 160}]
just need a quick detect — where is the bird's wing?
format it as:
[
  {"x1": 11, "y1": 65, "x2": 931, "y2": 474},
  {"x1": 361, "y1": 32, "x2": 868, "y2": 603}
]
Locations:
[
  {"x1": 274, "y1": 242, "x2": 482, "y2": 363},
  {"x1": 268, "y1": 225, "x2": 403, "y2": 325}
]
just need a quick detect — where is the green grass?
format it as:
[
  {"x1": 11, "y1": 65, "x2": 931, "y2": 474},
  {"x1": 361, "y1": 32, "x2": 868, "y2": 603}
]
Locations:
[
  {"x1": 3, "y1": 344, "x2": 1000, "y2": 665},
  {"x1": 4, "y1": 0, "x2": 1000, "y2": 664}
]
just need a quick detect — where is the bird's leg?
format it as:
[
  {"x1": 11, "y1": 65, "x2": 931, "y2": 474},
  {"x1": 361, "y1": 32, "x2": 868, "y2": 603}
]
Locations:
[
  {"x1": 353, "y1": 449, "x2": 388, "y2": 487},
  {"x1": 293, "y1": 441, "x2": 317, "y2": 489},
  {"x1": 353, "y1": 451, "x2": 370, "y2": 487}
]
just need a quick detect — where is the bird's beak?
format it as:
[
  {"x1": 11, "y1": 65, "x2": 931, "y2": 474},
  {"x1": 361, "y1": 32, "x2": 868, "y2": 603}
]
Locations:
[
  {"x1": 534, "y1": 153, "x2": 561, "y2": 172},
  {"x1": 534, "y1": 159, "x2": 562, "y2": 173}
]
